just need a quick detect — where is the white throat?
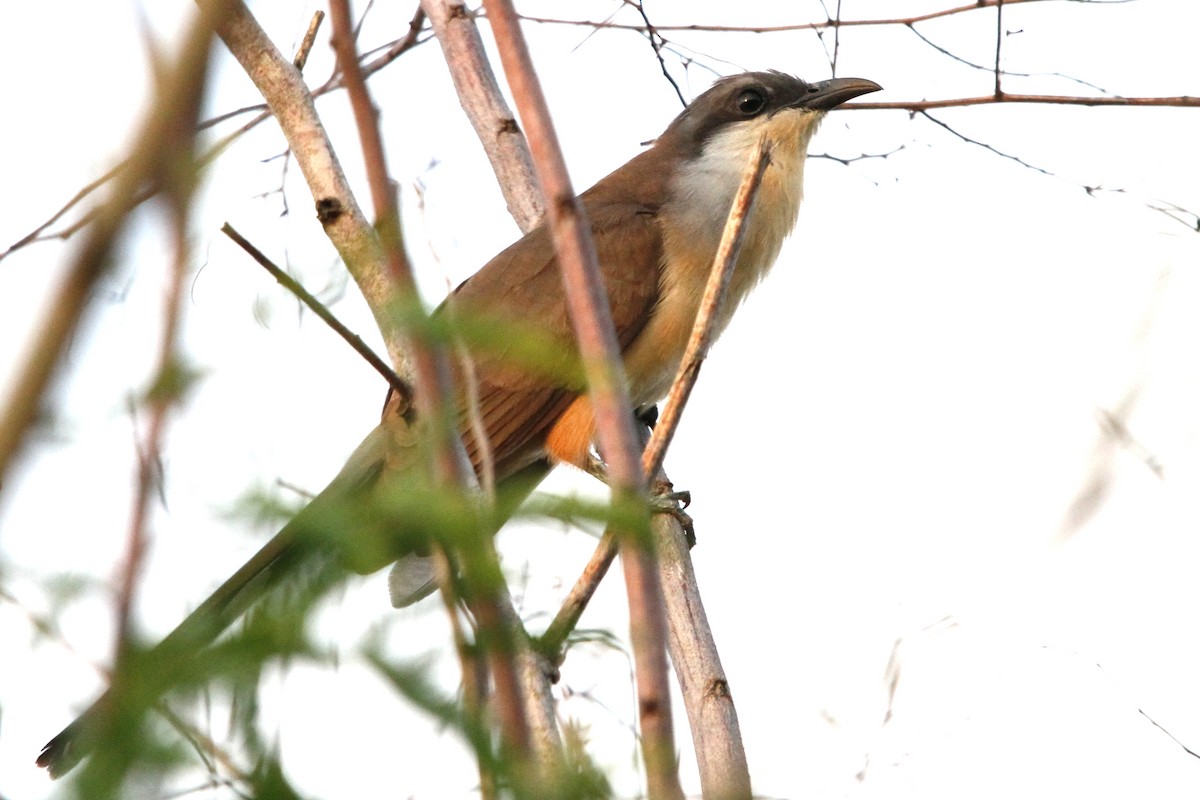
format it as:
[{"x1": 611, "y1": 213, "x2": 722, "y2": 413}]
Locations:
[{"x1": 619, "y1": 109, "x2": 824, "y2": 404}]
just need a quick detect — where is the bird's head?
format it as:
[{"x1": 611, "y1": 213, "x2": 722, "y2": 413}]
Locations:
[{"x1": 661, "y1": 71, "x2": 881, "y2": 162}]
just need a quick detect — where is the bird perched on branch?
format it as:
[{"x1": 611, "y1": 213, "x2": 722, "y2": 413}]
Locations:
[{"x1": 37, "y1": 70, "x2": 880, "y2": 777}]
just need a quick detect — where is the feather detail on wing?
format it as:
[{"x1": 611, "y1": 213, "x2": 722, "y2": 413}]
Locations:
[{"x1": 446, "y1": 201, "x2": 664, "y2": 475}]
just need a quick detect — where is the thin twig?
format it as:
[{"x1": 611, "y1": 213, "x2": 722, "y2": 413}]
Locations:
[
  {"x1": 0, "y1": 163, "x2": 122, "y2": 259},
  {"x1": 332, "y1": 0, "x2": 534, "y2": 766},
  {"x1": 539, "y1": 530, "x2": 618, "y2": 658},
  {"x1": 850, "y1": 93, "x2": 1200, "y2": 110},
  {"x1": 480, "y1": 3, "x2": 681, "y2": 797},
  {"x1": 1148, "y1": 200, "x2": 1200, "y2": 233},
  {"x1": 810, "y1": 145, "x2": 905, "y2": 166},
  {"x1": 921, "y1": 113, "x2": 1200, "y2": 227},
  {"x1": 0, "y1": 5, "x2": 216, "y2": 495},
  {"x1": 994, "y1": 0, "x2": 1004, "y2": 98},
  {"x1": 541, "y1": 138, "x2": 774, "y2": 656},
  {"x1": 516, "y1": 0, "x2": 1132, "y2": 34},
  {"x1": 219, "y1": 223, "x2": 411, "y2": 398},
  {"x1": 903, "y1": 24, "x2": 1113, "y2": 95},
  {"x1": 419, "y1": 0, "x2": 544, "y2": 232},
  {"x1": 200, "y1": 9, "x2": 429, "y2": 132},
  {"x1": 293, "y1": 10, "x2": 325, "y2": 70},
  {"x1": 211, "y1": 0, "x2": 412, "y2": 375},
  {"x1": 920, "y1": 111, "x2": 1054, "y2": 176},
  {"x1": 117, "y1": 170, "x2": 196, "y2": 658},
  {"x1": 156, "y1": 702, "x2": 251, "y2": 785},
  {"x1": 623, "y1": 0, "x2": 686, "y2": 107},
  {"x1": 420, "y1": 0, "x2": 568, "y2": 771},
  {"x1": 642, "y1": 139, "x2": 772, "y2": 477},
  {"x1": 818, "y1": 0, "x2": 844, "y2": 75},
  {"x1": 2, "y1": 11, "x2": 427, "y2": 265},
  {"x1": 1138, "y1": 708, "x2": 1200, "y2": 761},
  {"x1": 433, "y1": 549, "x2": 498, "y2": 800}
]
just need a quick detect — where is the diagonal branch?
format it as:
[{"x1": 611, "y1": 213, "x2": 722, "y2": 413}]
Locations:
[
  {"x1": 220, "y1": 223, "x2": 411, "y2": 398},
  {"x1": 541, "y1": 137, "x2": 773, "y2": 655},
  {"x1": 919, "y1": 110, "x2": 1054, "y2": 176},
  {"x1": 537, "y1": 141, "x2": 771, "y2": 799},
  {"x1": 420, "y1": 0, "x2": 544, "y2": 232},
  {"x1": 1, "y1": 9, "x2": 427, "y2": 265},
  {"x1": 623, "y1": 0, "x2": 687, "y2": 107}
]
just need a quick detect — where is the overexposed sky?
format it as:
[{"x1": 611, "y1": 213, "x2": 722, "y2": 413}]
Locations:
[{"x1": 3, "y1": 2, "x2": 1200, "y2": 798}]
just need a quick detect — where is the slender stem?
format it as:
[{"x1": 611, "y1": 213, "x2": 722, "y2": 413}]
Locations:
[
  {"x1": 516, "y1": 0, "x2": 1121, "y2": 34},
  {"x1": 329, "y1": 0, "x2": 533, "y2": 764},
  {"x1": 0, "y1": 5, "x2": 216, "y2": 492},
  {"x1": 220, "y1": 223, "x2": 412, "y2": 399},
  {"x1": 849, "y1": 93, "x2": 1200, "y2": 110},
  {"x1": 541, "y1": 139, "x2": 772, "y2": 656},
  {"x1": 480, "y1": 3, "x2": 681, "y2": 797},
  {"x1": 994, "y1": 0, "x2": 1004, "y2": 98}
]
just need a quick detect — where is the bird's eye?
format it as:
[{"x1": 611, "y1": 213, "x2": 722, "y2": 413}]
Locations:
[{"x1": 736, "y1": 88, "x2": 766, "y2": 116}]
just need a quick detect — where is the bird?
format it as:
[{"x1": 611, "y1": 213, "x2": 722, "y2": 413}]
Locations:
[{"x1": 37, "y1": 70, "x2": 881, "y2": 777}]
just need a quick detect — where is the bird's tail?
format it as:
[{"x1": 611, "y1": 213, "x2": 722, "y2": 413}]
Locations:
[{"x1": 36, "y1": 423, "x2": 400, "y2": 778}]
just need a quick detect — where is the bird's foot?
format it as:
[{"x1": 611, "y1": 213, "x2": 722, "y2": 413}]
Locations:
[
  {"x1": 650, "y1": 478, "x2": 694, "y2": 547},
  {"x1": 585, "y1": 453, "x2": 695, "y2": 545}
]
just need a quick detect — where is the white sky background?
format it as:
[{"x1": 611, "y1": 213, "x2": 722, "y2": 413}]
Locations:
[{"x1": 2, "y1": 1, "x2": 1200, "y2": 798}]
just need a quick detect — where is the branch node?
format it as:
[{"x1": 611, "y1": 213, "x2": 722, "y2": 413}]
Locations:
[{"x1": 315, "y1": 196, "x2": 345, "y2": 225}]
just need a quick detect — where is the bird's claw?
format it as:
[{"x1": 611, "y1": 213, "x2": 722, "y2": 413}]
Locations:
[{"x1": 650, "y1": 479, "x2": 695, "y2": 547}]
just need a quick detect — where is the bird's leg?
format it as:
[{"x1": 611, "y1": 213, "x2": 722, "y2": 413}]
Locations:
[
  {"x1": 636, "y1": 403, "x2": 664, "y2": 431},
  {"x1": 583, "y1": 450, "x2": 695, "y2": 545},
  {"x1": 648, "y1": 476, "x2": 695, "y2": 546}
]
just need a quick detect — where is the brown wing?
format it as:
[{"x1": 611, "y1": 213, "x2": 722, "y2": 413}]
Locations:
[{"x1": 449, "y1": 202, "x2": 663, "y2": 476}]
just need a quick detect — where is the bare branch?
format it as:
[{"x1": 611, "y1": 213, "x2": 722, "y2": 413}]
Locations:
[
  {"x1": 0, "y1": 163, "x2": 123, "y2": 260},
  {"x1": 420, "y1": 0, "x2": 544, "y2": 232},
  {"x1": 655, "y1": 510, "x2": 751, "y2": 800},
  {"x1": 2, "y1": 10, "x2": 426, "y2": 265},
  {"x1": 116, "y1": 163, "x2": 198, "y2": 660},
  {"x1": 0, "y1": 3, "x2": 217, "y2": 494},
  {"x1": 209, "y1": 0, "x2": 424, "y2": 384},
  {"x1": 994, "y1": 0, "x2": 1005, "y2": 98},
  {"x1": 643, "y1": 140, "x2": 772, "y2": 478},
  {"x1": 420, "y1": 0, "x2": 576, "y2": 773},
  {"x1": 220, "y1": 223, "x2": 411, "y2": 398},
  {"x1": 622, "y1": 0, "x2": 686, "y2": 107},
  {"x1": 480, "y1": 2, "x2": 682, "y2": 797},
  {"x1": 920, "y1": 111, "x2": 1054, "y2": 176},
  {"x1": 331, "y1": 0, "x2": 535, "y2": 766},
  {"x1": 919, "y1": 113, "x2": 1200, "y2": 229},
  {"x1": 292, "y1": 10, "x2": 324, "y2": 70},
  {"x1": 542, "y1": 135, "x2": 773, "y2": 653},
  {"x1": 1138, "y1": 707, "x2": 1200, "y2": 761},
  {"x1": 515, "y1": 0, "x2": 1133, "y2": 35},
  {"x1": 1148, "y1": 199, "x2": 1200, "y2": 233},
  {"x1": 810, "y1": 145, "x2": 905, "y2": 166},
  {"x1": 904, "y1": 24, "x2": 1114, "y2": 96},
  {"x1": 851, "y1": 93, "x2": 1200, "y2": 111},
  {"x1": 432, "y1": 548, "x2": 498, "y2": 799},
  {"x1": 539, "y1": 140, "x2": 772, "y2": 800}
]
